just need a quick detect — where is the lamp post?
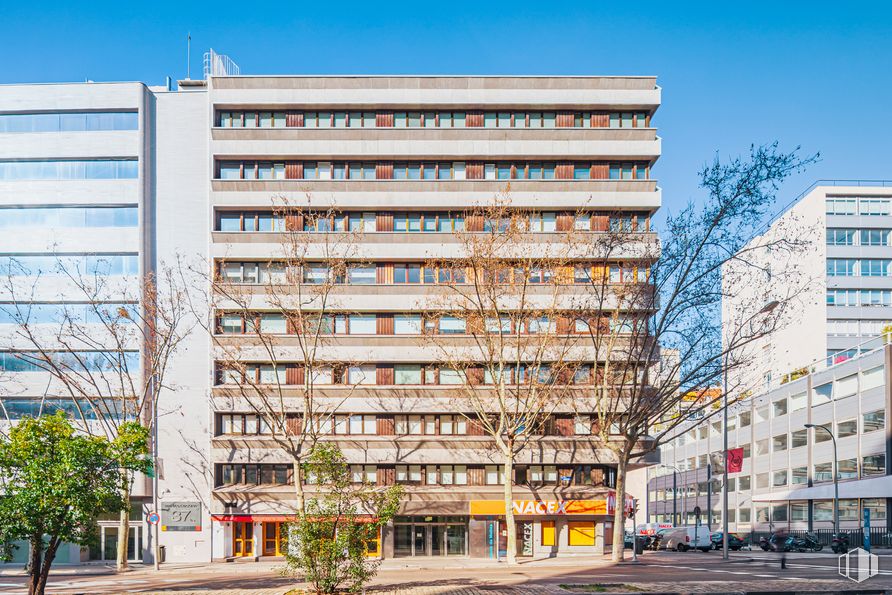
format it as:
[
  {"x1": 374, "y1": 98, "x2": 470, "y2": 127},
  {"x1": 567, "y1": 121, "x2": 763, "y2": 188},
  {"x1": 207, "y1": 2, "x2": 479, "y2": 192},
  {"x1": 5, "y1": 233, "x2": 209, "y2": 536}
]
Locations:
[
  {"x1": 805, "y1": 423, "x2": 839, "y2": 534},
  {"x1": 661, "y1": 464, "x2": 685, "y2": 526}
]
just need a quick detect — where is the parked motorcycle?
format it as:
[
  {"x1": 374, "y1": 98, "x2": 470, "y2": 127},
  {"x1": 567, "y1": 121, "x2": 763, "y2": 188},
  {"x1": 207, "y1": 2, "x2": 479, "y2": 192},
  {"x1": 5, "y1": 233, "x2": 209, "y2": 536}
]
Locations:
[
  {"x1": 759, "y1": 534, "x2": 795, "y2": 552},
  {"x1": 800, "y1": 532, "x2": 823, "y2": 552},
  {"x1": 831, "y1": 533, "x2": 850, "y2": 554}
]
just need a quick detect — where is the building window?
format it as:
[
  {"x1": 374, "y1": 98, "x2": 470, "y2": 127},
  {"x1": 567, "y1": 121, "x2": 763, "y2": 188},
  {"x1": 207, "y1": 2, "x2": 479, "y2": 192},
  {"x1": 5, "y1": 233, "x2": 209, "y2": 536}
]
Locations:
[
  {"x1": 813, "y1": 383, "x2": 833, "y2": 404},
  {"x1": 350, "y1": 465, "x2": 377, "y2": 484},
  {"x1": 837, "y1": 419, "x2": 858, "y2": 438},
  {"x1": 772, "y1": 470, "x2": 788, "y2": 487},
  {"x1": 863, "y1": 499, "x2": 887, "y2": 521},
  {"x1": 861, "y1": 259, "x2": 891, "y2": 277},
  {"x1": 861, "y1": 229, "x2": 891, "y2": 246},
  {"x1": 826, "y1": 198, "x2": 857, "y2": 215},
  {"x1": 772, "y1": 434, "x2": 788, "y2": 452},
  {"x1": 792, "y1": 466, "x2": 808, "y2": 485},
  {"x1": 485, "y1": 465, "x2": 504, "y2": 485},
  {"x1": 567, "y1": 521, "x2": 595, "y2": 546},
  {"x1": 814, "y1": 462, "x2": 833, "y2": 483},
  {"x1": 755, "y1": 439, "x2": 769, "y2": 456},
  {"x1": 348, "y1": 415, "x2": 376, "y2": 435},
  {"x1": 772, "y1": 398, "x2": 787, "y2": 417},
  {"x1": 862, "y1": 454, "x2": 885, "y2": 477},
  {"x1": 791, "y1": 429, "x2": 808, "y2": 448},
  {"x1": 395, "y1": 465, "x2": 422, "y2": 484},
  {"x1": 739, "y1": 411, "x2": 751, "y2": 427},
  {"x1": 863, "y1": 409, "x2": 885, "y2": 433},
  {"x1": 827, "y1": 229, "x2": 856, "y2": 245},
  {"x1": 826, "y1": 259, "x2": 857, "y2": 276},
  {"x1": 859, "y1": 198, "x2": 891, "y2": 216},
  {"x1": 756, "y1": 473, "x2": 769, "y2": 489},
  {"x1": 541, "y1": 521, "x2": 555, "y2": 546}
]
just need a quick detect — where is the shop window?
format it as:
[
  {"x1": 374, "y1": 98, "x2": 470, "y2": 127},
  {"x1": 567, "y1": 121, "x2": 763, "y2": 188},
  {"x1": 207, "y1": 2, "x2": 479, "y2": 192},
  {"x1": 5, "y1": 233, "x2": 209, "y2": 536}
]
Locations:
[
  {"x1": 568, "y1": 521, "x2": 595, "y2": 546},
  {"x1": 541, "y1": 521, "x2": 555, "y2": 546}
]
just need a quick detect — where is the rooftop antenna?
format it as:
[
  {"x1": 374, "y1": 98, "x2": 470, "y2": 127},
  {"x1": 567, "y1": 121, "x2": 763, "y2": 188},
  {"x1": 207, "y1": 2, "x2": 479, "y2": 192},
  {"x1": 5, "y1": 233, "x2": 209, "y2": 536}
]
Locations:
[{"x1": 186, "y1": 32, "x2": 191, "y2": 80}]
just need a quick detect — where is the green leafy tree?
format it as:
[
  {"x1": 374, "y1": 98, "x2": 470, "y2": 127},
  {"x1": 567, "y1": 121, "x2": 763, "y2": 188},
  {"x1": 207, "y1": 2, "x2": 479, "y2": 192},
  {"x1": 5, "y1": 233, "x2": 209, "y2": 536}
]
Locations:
[
  {"x1": 286, "y1": 443, "x2": 401, "y2": 594},
  {"x1": 0, "y1": 413, "x2": 150, "y2": 595}
]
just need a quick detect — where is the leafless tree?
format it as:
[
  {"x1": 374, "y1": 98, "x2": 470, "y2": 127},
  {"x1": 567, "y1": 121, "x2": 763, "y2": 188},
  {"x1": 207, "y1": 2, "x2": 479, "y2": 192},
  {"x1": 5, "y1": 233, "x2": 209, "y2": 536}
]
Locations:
[
  {"x1": 0, "y1": 254, "x2": 201, "y2": 571},
  {"x1": 205, "y1": 200, "x2": 368, "y2": 517},
  {"x1": 571, "y1": 143, "x2": 819, "y2": 561},
  {"x1": 424, "y1": 198, "x2": 586, "y2": 565}
]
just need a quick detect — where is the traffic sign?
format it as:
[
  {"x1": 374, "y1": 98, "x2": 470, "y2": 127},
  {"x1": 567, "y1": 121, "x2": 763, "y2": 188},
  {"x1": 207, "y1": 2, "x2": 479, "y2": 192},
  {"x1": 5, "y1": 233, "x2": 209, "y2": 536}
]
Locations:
[{"x1": 147, "y1": 511, "x2": 161, "y2": 525}]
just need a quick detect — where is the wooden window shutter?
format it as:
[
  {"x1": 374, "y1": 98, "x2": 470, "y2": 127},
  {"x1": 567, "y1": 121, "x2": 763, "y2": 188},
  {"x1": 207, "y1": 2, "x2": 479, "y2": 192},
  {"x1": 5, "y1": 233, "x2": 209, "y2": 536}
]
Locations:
[
  {"x1": 286, "y1": 111, "x2": 303, "y2": 127},
  {"x1": 285, "y1": 414, "x2": 303, "y2": 436},
  {"x1": 592, "y1": 214, "x2": 609, "y2": 231},
  {"x1": 376, "y1": 364, "x2": 394, "y2": 385},
  {"x1": 555, "y1": 163, "x2": 573, "y2": 179},
  {"x1": 466, "y1": 162, "x2": 484, "y2": 180},
  {"x1": 377, "y1": 467, "x2": 395, "y2": 486},
  {"x1": 467, "y1": 417, "x2": 486, "y2": 436},
  {"x1": 376, "y1": 212, "x2": 394, "y2": 232},
  {"x1": 558, "y1": 466, "x2": 574, "y2": 483},
  {"x1": 376, "y1": 313, "x2": 394, "y2": 335},
  {"x1": 556, "y1": 212, "x2": 574, "y2": 231},
  {"x1": 285, "y1": 162, "x2": 302, "y2": 180},
  {"x1": 376, "y1": 112, "x2": 394, "y2": 127},
  {"x1": 285, "y1": 212, "x2": 303, "y2": 231},
  {"x1": 466, "y1": 366, "x2": 484, "y2": 385},
  {"x1": 555, "y1": 416, "x2": 573, "y2": 436},
  {"x1": 590, "y1": 163, "x2": 609, "y2": 179},
  {"x1": 376, "y1": 162, "x2": 393, "y2": 180},
  {"x1": 376, "y1": 263, "x2": 393, "y2": 284},
  {"x1": 556, "y1": 315, "x2": 571, "y2": 334},
  {"x1": 591, "y1": 467, "x2": 605, "y2": 486},
  {"x1": 376, "y1": 415, "x2": 395, "y2": 435},
  {"x1": 286, "y1": 364, "x2": 305, "y2": 386},
  {"x1": 465, "y1": 215, "x2": 484, "y2": 232},
  {"x1": 591, "y1": 112, "x2": 609, "y2": 128},
  {"x1": 466, "y1": 111, "x2": 484, "y2": 128},
  {"x1": 556, "y1": 112, "x2": 574, "y2": 128},
  {"x1": 467, "y1": 467, "x2": 485, "y2": 485}
]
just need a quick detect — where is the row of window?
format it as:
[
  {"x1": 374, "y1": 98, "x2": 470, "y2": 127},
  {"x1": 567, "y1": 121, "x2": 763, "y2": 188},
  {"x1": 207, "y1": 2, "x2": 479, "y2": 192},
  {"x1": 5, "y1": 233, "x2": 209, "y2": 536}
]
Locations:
[
  {"x1": 216, "y1": 412, "x2": 604, "y2": 437},
  {"x1": 826, "y1": 197, "x2": 892, "y2": 216},
  {"x1": 827, "y1": 228, "x2": 891, "y2": 246},
  {"x1": 827, "y1": 319, "x2": 892, "y2": 337},
  {"x1": 215, "y1": 463, "x2": 615, "y2": 488},
  {"x1": 651, "y1": 499, "x2": 888, "y2": 525},
  {"x1": 215, "y1": 362, "x2": 600, "y2": 387},
  {"x1": 0, "y1": 350, "x2": 139, "y2": 372},
  {"x1": 216, "y1": 312, "x2": 636, "y2": 337},
  {"x1": 216, "y1": 210, "x2": 649, "y2": 234},
  {"x1": 0, "y1": 112, "x2": 138, "y2": 133},
  {"x1": 0, "y1": 398, "x2": 130, "y2": 420},
  {"x1": 217, "y1": 262, "x2": 649, "y2": 285},
  {"x1": 827, "y1": 258, "x2": 892, "y2": 276},
  {"x1": 0, "y1": 160, "x2": 138, "y2": 180},
  {"x1": 216, "y1": 160, "x2": 650, "y2": 181},
  {"x1": 827, "y1": 289, "x2": 892, "y2": 307},
  {"x1": 0, "y1": 206, "x2": 138, "y2": 229},
  {"x1": 217, "y1": 110, "x2": 650, "y2": 129},
  {"x1": 0, "y1": 303, "x2": 137, "y2": 325},
  {"x1": 0, "y1": 254, "x2": 139, "y2": 277}
]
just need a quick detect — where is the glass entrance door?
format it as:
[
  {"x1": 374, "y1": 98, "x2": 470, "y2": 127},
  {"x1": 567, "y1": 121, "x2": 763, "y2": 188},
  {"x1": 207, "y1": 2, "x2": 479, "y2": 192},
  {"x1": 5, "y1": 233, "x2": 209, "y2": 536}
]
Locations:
[
  {"x1": 413, "y1": 525, "x2": 427, "y2": 556},
  {"x1": 262, "y1": 522, "x2": 283, "y2": 556},
  {"x1": 97, "y1": 525, "x2": 142, "y2": 562},
  {"x1": 430, "y1": 526, "x2": 445, "y2": 556},
  {"x1": 233, "y1": 522, "x2": 254, "y2": 557},
  {"x1": 393, "y1": 518, "x2": 468, "y2": 556}
]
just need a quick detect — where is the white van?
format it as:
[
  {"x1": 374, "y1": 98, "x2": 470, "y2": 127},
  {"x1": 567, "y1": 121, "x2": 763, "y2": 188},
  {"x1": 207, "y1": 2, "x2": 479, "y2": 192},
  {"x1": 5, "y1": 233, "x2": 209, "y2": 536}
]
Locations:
[{"x1": 660, "y1": 526, "x2": 712, "y2": 552}]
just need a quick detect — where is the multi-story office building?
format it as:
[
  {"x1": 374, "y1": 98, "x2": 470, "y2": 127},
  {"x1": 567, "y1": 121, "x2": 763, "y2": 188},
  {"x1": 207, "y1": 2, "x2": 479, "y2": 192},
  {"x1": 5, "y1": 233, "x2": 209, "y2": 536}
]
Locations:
[
  {"x1": 724, "y1": 183, "x2": 892, "y2": 392},
  {"x1": 647, "y1": 337, "x2": 891, "y2": 534},
  {"x1": 0, "y1": 81, "x2": 211, "y2": 565},
  {"x1": 1, "y1": 66, "x2": 662, "y2": 563}
]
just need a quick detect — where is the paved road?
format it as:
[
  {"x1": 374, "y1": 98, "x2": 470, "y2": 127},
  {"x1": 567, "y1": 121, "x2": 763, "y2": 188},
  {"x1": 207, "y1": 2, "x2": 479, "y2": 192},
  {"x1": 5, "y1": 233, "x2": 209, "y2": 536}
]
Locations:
[{"x1": 2, "y1": 551, "x2": 892, "y2": 593}]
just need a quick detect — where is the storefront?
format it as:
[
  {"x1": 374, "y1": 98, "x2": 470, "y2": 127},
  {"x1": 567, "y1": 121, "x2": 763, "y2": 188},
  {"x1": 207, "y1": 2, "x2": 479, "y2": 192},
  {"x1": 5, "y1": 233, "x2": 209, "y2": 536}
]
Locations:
[
  {"x1": 467, "y1": 497, "x2": 633, "y2": 558},
  {"x1": 212, "y1": 514, "x2": 381, "y2": 560},
  {"x1": 392, "y1": 516, "x2": 467, "y2": 557}
]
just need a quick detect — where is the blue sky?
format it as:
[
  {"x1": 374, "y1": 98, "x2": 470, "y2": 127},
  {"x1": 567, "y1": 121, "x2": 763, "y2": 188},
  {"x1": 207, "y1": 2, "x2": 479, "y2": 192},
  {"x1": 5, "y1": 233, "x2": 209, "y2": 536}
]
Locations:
[{"x1": 3, "y1": 1, "x2": 890, "y2": 221}]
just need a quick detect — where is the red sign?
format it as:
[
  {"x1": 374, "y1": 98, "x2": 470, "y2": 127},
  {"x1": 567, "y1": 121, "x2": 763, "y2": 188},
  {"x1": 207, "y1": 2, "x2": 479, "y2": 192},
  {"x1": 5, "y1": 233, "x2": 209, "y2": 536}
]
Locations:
[{"x1": 726, "y1": 447, "x2": 744, "y2": 473}]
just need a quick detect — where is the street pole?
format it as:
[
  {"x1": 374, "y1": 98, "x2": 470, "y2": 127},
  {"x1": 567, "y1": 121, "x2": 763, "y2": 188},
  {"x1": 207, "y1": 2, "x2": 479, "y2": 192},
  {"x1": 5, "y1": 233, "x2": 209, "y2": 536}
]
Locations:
[
  {"x1": 706, "y1": 463, "x2": 712, "y2": 531},
  {"x1": 673, "y1": 471, "x2": 677, "y2": 526},
  {"x1": 806, "y1": 424, "x2": 838, "y2": 535},
  {"x1": 722, "y1": 367, "x2": 729, "y2": 560}
]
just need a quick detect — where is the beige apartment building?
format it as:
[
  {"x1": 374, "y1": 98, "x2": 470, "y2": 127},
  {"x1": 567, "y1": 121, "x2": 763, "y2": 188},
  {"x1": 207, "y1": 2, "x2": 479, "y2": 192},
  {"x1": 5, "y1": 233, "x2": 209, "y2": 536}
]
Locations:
[{"x1": 205, "y1": 74, "x2": 662, "y2": 560}]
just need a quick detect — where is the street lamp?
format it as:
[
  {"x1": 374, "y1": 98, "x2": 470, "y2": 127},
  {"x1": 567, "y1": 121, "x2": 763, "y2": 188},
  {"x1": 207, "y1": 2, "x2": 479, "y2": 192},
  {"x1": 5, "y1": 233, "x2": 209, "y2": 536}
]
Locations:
[
  {"x1": 660, "y1": 464, "x2": 685, "y2": 526},
  {"x1": 805, "y1": 423, "x2": 839, "y2": 535},
  {"x1": 722, "y1": 299, "x2": 779, "y2": 560}
]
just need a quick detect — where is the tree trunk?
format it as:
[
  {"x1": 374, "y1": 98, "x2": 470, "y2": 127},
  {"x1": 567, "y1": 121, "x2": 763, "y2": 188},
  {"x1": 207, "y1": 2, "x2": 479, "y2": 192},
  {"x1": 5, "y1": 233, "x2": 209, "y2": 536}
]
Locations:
[
  {"x1": 611, "y1": 455, "x2": 629, "y2": 563},
  {"x1": 27, "y1": 536, "x2": 42, "y2": 595},
  {"x1": 35, "y1": 538, "x2": 60, "y2": 595},
  {"x1": 292, "y1": 458, "x2": 306, "y2": 516},
  {"x1": 502, "y1": 448, "x2": 517, "y2": 565},
  {"x1": 117, "y1": 479, "x2": 131, "y2": 571}
]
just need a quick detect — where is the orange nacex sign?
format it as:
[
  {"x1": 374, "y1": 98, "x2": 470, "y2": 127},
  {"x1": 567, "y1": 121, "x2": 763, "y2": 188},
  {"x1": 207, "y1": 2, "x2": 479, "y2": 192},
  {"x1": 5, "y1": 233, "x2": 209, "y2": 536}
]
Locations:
[{"x1": 469, "y1": 499, "x2": 608, "y2": 516}]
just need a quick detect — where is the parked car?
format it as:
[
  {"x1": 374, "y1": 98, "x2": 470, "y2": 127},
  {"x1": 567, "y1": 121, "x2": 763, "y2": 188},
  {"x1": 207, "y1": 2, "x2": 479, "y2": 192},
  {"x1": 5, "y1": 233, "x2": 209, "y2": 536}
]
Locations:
[
  {"x1": 624, "y1": 531, "x2": 635, "y2": 549},
  {"x1": 709, "y1": 531, "x2": 746, "y2": 551},
  {"x1": 649, "y1": 528, "x2": 673, "y2": 551},
  {"x1": 661, "y1": 526, "x2": 712, "y2": 552}
]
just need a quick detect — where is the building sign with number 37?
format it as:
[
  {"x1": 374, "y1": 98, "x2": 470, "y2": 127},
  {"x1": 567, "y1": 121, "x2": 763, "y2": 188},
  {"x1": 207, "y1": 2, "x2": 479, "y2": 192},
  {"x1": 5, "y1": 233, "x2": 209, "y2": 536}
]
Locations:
[{"x1": 160, "y1": 501, "x2": 202, "y2": 532}]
